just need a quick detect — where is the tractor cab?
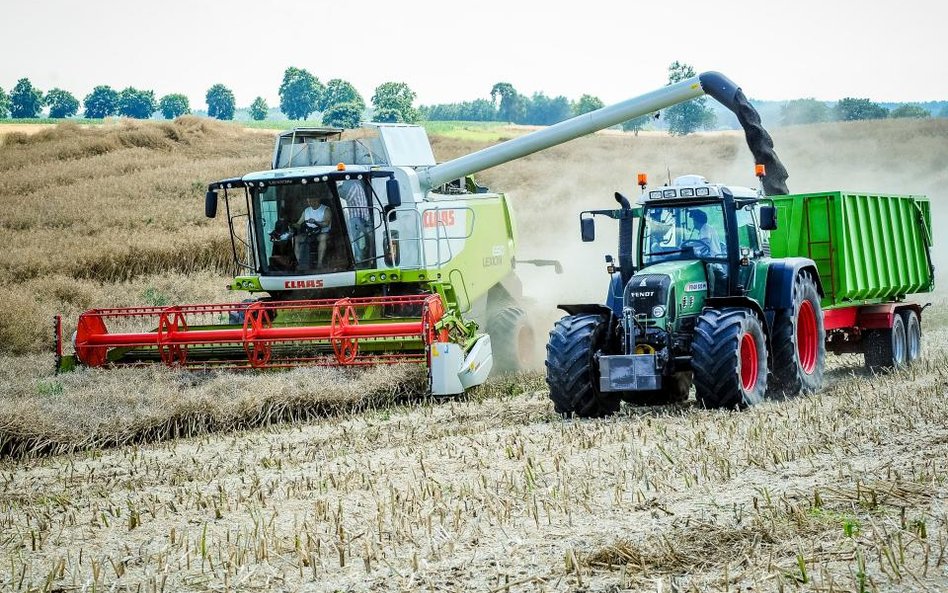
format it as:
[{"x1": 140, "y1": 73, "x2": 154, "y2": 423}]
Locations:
[
  {"x1": 636, "y1": 174, "x2": 771, "y2": 298},
  {"x1": 639, "y1": 175, "x2": 764, "y2": 261}
]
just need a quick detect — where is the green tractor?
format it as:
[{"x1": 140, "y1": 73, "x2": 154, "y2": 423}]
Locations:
[{"x1": 547, "y1": 173, "x2": 934, "y2": 415}]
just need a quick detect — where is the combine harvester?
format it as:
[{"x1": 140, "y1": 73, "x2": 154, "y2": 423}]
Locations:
[{"x1": 60, "y1": 72, "x2": 926, "y2": 399}]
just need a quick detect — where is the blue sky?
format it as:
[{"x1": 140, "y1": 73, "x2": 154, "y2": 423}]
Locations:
[{"x1": 3, "y1": 0, "x2": 945, "y2": 108}]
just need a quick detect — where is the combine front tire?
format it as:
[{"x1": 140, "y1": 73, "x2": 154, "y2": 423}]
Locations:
[
  {"x1": 488, "y1": 306, "x2": 536, "y2": 374},
  {"x1": 769, "y1": 272, "x2": 825, "y2": 398},
  {"x1": 545, "y1": 314, "x2": 620, "y2": 418},
  {"x1": 692, "y1": 308, "x2": 768, "y2": 409},
  {"x1": 864, "y1": 313, "x2": 907, "y2": 372}
]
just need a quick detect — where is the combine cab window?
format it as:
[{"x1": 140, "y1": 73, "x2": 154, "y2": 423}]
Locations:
[
  {"x1": 336, "y1": 178, "x2": 378, "y2": 270},
  {"x1": 252, "y1": 182, "x2": 355, "y2": 275},
  {"x1": 641, "y1": 204, "x2": 726, "y2": 265}
]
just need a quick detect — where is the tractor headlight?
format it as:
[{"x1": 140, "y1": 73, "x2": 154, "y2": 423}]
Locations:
[
  {"x1": 651, "y1": 305, "x2": 666, "y2": 318},
  {"x1": 695, "y1": 187, "x2": 710, "y2": 196}
]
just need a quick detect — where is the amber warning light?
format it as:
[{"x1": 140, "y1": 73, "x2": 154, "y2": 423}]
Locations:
[
  {"x1": 755, "y1": 164, "x2": 766, "y2": 177},
  {"x1": 637, "y1": 173, "x2": 648, "y2": 188}
]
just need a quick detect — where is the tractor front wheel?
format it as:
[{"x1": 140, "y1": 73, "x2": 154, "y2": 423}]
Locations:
[
  {"x1": 545, "y1": 313, "x2": 620, "y2": 418},
  {"x1": 769, "y1": 272, "x2": 826, "y2": 398},
  {"x1": 692, "y1": 308, "x2": 768, "y2": 409}
]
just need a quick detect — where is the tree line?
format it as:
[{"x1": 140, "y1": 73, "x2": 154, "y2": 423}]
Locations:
[
  {"x1": 0, "y1": 62, "x2": 941, "y2": 133},
  {"x1": 779, "y1": 97, "x2": 937, "y2": 126},
  {"x1": 423, "y1": 62, "x2": 941, "y2": 134},
  {"x1": 0, "y1": 67, "x2": 420, "y2": 128}
]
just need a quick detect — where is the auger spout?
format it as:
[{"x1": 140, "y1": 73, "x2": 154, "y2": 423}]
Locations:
[{"x1": 419, "y1": 72, "x2": 789, "y2": 196}]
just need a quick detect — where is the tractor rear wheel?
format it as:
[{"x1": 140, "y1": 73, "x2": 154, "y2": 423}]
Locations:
[
  {"x1": 545, "y1": 313, "x2": 620, "y2": 418},
  {"x1": 488, "y1": 306, "x2": 536, "y2": 374},
  {"x1": 692, "y1": 308, "x2": 768, "y2": 409},
  {"x1": 864, "y1": 313, "x2": 907, "y2": 372},
  {"x1": 769, "y1": 272, "x2": 825, "y2": 398},
  {"x1": 902, "y1": 309, "x2": 921, "y2": 364}
]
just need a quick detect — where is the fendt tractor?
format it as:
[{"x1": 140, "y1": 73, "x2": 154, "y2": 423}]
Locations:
[
  {"x1": 59, "y1": 71, "x2": 931, "y2": 400},
  {"x1": 548, "y1": 152, "x2": 934, "y2": 415}
]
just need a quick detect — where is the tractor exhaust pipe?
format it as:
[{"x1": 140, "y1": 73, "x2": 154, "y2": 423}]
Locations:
[{"x1": 420, "y1": 72, "x2": 789, "y2": 196}]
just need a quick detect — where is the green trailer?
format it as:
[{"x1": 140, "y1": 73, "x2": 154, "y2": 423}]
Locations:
[
  {"x1": 769, "y1": 192, "x2": 934, "y2": 305},
  {"x1": 767, "y1": 191, "x2": 934, "y2": 366}
]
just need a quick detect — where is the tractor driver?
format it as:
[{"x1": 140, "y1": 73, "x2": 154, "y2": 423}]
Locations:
[
  {"x1": 295, "y1": 185, "x2": 332, "y2": 270},
  {"x1": 687, "y1": 209, "x2": 722, "y2": 257}
]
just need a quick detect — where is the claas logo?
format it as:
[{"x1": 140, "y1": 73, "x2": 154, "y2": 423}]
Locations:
[
  {"x1": 284, "y1": 279, "x2": 324, "y2": 289},
  {"x1": 423, "y1": 210, "x2": 456, "y2": 228}
]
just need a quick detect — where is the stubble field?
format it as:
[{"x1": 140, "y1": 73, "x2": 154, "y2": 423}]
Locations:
[{"x1": 1, "y1": 117, "x2": 947, "y2": 591}]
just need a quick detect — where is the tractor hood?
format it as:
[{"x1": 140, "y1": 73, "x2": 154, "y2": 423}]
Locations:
[{"x1": 626, "y1": 260, "x2": 708, "y2": 320}]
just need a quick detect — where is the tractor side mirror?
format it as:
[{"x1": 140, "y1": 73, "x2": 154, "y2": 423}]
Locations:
[
  {"x1": 759, "y1": 205, "x2": 777, "y2": 230},
  {"x1": 581, "y1": 217, "x2": 595, "y2": 242},
  {"x1": 386, "y1": 178, "x2": 402, "y2": 208},
  {"x1": 205, "y1": 190, "x2": 218, "y2": 219}
]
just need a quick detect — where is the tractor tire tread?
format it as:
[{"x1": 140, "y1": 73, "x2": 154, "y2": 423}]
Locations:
[
  {"x1": 545, "y1": 314, "x2": 619, "y2": 418},
  {"x1": 691, "y1": 308, "x2": 767, "y2": 409},
  {"x1": 769, "y1": 272, "x2": 825, "y2": 398}
]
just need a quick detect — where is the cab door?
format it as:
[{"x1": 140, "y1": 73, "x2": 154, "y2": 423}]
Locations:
[{"x1": 735, "y1": 204, "x2": 762, "y2": 291}]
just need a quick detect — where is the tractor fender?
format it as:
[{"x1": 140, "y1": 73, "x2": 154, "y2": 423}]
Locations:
[
  {"x1": 605, "y1": 272, "x2": 624, "y2": 317},
  {"x1": 557, "y1": 304, "x2": 616, "y2": 321},
  {"x1": 765, "y1": 258, "x2": 824, "y2": 314},
  {"x1": 704, "y1": 297, "x2": 769, "y2": 337}
]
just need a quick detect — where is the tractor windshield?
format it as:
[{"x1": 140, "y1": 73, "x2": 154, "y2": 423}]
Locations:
[
  {"x1": 641, "y1": 203, "x2": 726, "y2": 265},
  {"x1": 251, "y1": 175, "x2": 383, "y2": 275}
]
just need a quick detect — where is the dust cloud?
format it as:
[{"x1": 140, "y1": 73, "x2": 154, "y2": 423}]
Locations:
[{"x1": 465, "y1": 119, "x2": 948, "y2": 356}]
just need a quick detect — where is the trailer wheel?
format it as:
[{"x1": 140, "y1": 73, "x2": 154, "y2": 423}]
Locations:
[
  {"x1": 864, "y1": 313, "x2": 907, "y2": 372},
  {"x1": 902, "y1": 309, "x2": 921, "y2": 364},
  {"x1": 692, "y1": 308, "x2": 768, "y2": 409},
  {"x1": 545, "y1": 313, "x2": 620, "y2": 418},
  {"x1": 769, "y1": 272, "x2": 825, "y2": 398},
  {"x1": 488, "y1": 306, "x2": 536, "y2": 374}
]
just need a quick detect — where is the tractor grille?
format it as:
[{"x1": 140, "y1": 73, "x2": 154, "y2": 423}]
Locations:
[{"x1": 624, "y1": 274, "x2": 670, "y2": 316}]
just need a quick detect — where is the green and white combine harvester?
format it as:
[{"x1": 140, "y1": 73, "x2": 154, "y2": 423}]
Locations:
[{"x1": 58, "y1": 72, "x2": 934, "y2": 401}]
